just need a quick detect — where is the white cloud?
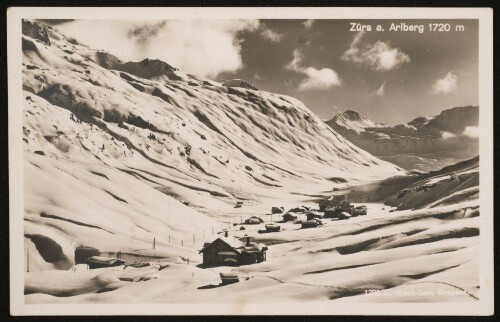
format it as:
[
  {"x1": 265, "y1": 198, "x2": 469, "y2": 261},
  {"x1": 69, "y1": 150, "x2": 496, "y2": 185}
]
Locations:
[
  {"x1": 431, "y1": 72, "x2": 458, "y2": 94},
  {"x1": 260, "y1": 27, "x2": 283, "y2": 42},
  {"x1": 298, "y1": 67, "x2": 342, "y2": 91},
  {"x1": 341, "y1": 32, "x2": 410, "y2": 71},
  {"x1": 303, "y1": 19, "x2": 314, "y2": 29},
  {"x1": 463, "y1": 126, "x2": 479, "y2": 138},
  {"x1": 285, "y1": 49, "x2": 341, "y2": 91},
  {"x1": 55, "y1": 19, "x2": 260, "y2": 78},
  {"x1": 285, "y1": 49, "x2": 303, "y2": 71},
  {"x1": 441, "y1": 131, "x2": 457, "y2": 139},
  {"x1": 374, "y1": 81, "x2": 386, "y2": 97}
]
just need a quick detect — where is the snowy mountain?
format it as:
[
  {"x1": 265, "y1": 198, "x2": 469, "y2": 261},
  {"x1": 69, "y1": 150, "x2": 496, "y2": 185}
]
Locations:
[
  {"x1": 327, "y1": 109, "x2": 384, "y2": 134},
  {"x1": 21, "y1": 20, "x2": 403, "y2": 270},
  {"x1": 326, "y1": 106, "x2": 479, "y2": 171}
]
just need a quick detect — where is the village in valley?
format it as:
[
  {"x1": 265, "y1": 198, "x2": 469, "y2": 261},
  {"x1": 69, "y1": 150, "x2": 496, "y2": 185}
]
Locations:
[{"x1": 76, "y1": 195, "x2": 369, "y2": 284}]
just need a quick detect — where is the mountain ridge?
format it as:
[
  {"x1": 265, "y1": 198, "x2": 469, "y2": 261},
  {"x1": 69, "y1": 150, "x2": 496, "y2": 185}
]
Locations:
[{"x1": 326, "y1": 106, "x2": 479, "y2": 171}]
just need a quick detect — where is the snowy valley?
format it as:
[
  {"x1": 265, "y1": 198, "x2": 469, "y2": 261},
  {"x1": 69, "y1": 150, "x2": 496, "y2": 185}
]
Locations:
[{"x1": 21, "y1": 20, "x2": 480, "y2": 305}]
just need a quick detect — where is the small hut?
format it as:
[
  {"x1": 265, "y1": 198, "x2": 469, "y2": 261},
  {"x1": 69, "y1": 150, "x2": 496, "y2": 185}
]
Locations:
[
  {"x1": 324, "y1": 200, "x2": 352, "y2": 218},
  {"x1": 301, "y1": 219, "x2": 322, "y2": 229},
  {"x1": 220, "y1": 272, "x2": 239, "y2": 284},
  {"x1": 288, "y1": 206, "x2": 310, "y2": 213},
  {"x1": 271, "y1": 207, "x2": 284, "y2": 214},
  {"x1": 86, "y1": 256, "x2": 125, "y2": 269},
  {"x1": 244, "y1": 216, "x2": 264, "y2": 224},
  {"x1": 265, "y1": 224, "x2": 281, "y2": 232},
  {"x1": 282, "y1": 213, "x2": 298, "y2": 222},
  {"x1": 351, "y1": 205, "x2": 367, "y2": 216},
  {"x1": 306, "y1": 212, "x2": 322, "y2": 221}
]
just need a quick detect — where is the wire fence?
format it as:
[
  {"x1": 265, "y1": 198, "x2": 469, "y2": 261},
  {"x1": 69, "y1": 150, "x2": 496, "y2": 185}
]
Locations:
[
  {"x1": 25, "y1": 211, "x2": 308, "y2": 272},
  {"x1": 99, "y1": 211, "x2": 306, "y2": 250}
]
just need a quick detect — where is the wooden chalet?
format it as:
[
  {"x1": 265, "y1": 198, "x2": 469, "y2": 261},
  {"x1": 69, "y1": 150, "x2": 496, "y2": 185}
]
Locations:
[{"x1": 199, "y1": 232, "x2": 268, "y2": 267}]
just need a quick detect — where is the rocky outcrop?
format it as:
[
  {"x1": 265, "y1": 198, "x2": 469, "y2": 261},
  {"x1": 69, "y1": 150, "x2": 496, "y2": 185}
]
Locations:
[
  {"x1": 22, "y1": 19, "x2": 51, "y2": 45},
  {"x1": 222, "y1": 79, "x2": 258, "y2": 90}
]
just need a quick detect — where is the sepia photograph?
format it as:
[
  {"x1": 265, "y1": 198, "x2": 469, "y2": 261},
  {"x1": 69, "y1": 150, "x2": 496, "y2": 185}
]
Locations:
[{"x1": 8, "y1": 7, "x2": 493, "y2": 315}]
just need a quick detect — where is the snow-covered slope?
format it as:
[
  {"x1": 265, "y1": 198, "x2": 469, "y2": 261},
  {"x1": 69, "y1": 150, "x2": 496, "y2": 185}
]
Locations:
[
  {"x1": 326, "y1": 107, "x2": 479, "y2": 171},
  {"x1": 343, "y1": 156, "x2": 479, "y2": 211},
  {"x1": 21, "y1": 20, "x2": 403, "y2": 271}
]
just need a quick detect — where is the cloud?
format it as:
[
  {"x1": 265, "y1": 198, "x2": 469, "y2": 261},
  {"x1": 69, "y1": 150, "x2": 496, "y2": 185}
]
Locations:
[
  {"x1": 374, "y1": 81, "x2": 386, "y2": 97},
  {"x1": 127, "y1": 21, "x2": 167, "y2": 45},
  {"x1": 341, "y1": 32, "x2": 410, "y2": 71},
  {"x1": 285, "y1": 49, "x2": 341, "y2": 91},
  {"x1": 463, "y1": 126, "x2": 479, "y2": 138},
  {"x1": 431, "y1": 72, "x2": 458, "y2": 94},
  {"x1": 298, "y1": 67, "x2": 342, "y2": 91},
  {"x1": 441, "y1": 131, "x2": 457, "y2": 139},
  {"x1": 260, "y1": 27, "x2": 283, "y2": 42},
  {"x1": 302, "y1": 19, "x2": 314, "y2": 29},
  {"x1": 54, "y1": 19, "x2": 260, "y2": 78}
]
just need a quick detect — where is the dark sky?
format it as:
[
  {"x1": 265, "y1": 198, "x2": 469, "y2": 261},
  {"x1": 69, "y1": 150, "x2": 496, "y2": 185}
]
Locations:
[
  {"x1": 53, "y1": 19, "x2": 478, "y2": 124},
  {"x1": 222, "y1": 19, "x2": 478, "y2": 123}
]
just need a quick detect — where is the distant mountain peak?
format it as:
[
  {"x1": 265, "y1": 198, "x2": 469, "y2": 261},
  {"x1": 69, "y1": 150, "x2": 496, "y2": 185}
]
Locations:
[
  {"x1": 327, "y1": 109, "x2": 382, "y2": 133},
  {"x1": 342, "y1": 109, "x2": 362, "y2": 120}
]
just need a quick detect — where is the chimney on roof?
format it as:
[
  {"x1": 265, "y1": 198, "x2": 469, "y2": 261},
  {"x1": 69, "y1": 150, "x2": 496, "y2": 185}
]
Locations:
[
  {"x1": 224, "y1": 230, "x2": 228, "y2": 237},
  {"x1": 246, "y1": 236, "x2": 251, "y2": 246}
]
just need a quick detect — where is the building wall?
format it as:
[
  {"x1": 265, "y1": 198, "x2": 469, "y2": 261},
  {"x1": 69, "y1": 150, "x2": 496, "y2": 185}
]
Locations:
[{"x1": 202, "y1": 240, "x2": 238, "y2": 267}]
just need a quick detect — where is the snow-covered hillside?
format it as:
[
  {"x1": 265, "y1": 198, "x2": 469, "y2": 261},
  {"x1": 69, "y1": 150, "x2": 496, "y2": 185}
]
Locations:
[{"x1": 21, "y1": 20, "x2": 403, "y2": 271}]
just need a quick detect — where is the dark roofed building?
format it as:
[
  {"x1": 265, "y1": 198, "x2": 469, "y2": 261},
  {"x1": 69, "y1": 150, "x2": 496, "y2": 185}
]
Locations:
[
  {"x1": 282, "y1": 213, "x2": 298, "y2": 222},
  {"x1": 306, "y1": 212, "x2": 322, "y2": 221},
  {"x1": 199, "y1": 232, "x2": 268, "y2": 267}
]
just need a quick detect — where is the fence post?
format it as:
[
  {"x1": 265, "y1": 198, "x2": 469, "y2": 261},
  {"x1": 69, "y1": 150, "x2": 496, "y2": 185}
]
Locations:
[
  {"x1": 153, "y1": 237, "x2": 156, "y2": 250},
  {"x1": 182, "y1": 240, "x2": 184, "y2": 247},
  {"x1": 193, "y1": 234, "x2": 195, "y2": 244},
  {"x1": 212, "y1": 226, "x2": 214, "y2": 235},
  {"x1": 169, "y1": 235, "x2": 170, "y2": 243},
  {"x1": 27, "y1": 245, "x2": 29, "y2": 273}
]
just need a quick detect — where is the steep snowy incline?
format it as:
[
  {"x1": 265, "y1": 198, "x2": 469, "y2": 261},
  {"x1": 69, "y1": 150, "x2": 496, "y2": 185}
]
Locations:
[
  {"x1": 21, "y1": 20, "x2": 403, "y2": 270},
  {"x1": 22, "y1": 20, "x2": 402, "y2": 205}
]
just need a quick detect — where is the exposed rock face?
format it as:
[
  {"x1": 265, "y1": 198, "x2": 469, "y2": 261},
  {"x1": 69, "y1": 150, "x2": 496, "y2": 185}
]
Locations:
[
  {"x1": 326, "y1": 106, "x2": 479, "y2": 171},
  {"x1": 22, "y1": 19, "x2": 51, "y2": 45},
  {"x1": 222, "y1": 79, "x2": 258, "y2": 90},
  {"x1": 117, "y1": 59, "x2": 184, "y2": 81}
]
